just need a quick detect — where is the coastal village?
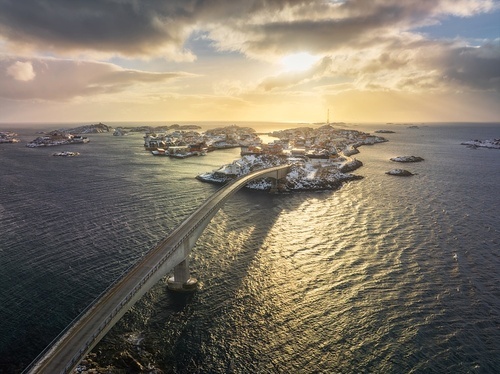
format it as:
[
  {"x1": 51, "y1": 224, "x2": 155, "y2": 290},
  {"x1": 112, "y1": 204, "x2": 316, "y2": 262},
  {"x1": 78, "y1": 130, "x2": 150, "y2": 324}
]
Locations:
[
  {"x1": 142, "y1": 124, "x2": 388, "y2": 191},
  {"x1": 3, "y1": 122, "x2": 390, "y2": 191},
  {"x1": 3, "y1": 121, "x2": 463, "y2": 190}
]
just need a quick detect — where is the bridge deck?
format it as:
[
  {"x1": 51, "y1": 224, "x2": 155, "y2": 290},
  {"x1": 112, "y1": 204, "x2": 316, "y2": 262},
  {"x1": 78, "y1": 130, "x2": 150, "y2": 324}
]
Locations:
[{"x1": 26, "y1": 164, "x2": 290, "y2": 374}]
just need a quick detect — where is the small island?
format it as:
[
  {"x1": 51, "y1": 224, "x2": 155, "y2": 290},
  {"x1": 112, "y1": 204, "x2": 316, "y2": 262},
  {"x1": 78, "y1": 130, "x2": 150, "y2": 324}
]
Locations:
[
  {"x1": 375, "y1": 130, "x2": 395, "y2": 134},
  {"x1": 0, "y1": 131, "x2": 20, "y2": 143},
  {"x1": 390, "y1": 155, "x2": 424, "y2": 163},
  {"x1": 27, "y1": 131, "x2": 89, "y2": 147},
  {"x1": 113, "y1": 128, "x2": 128, "y2": 136},
  {"x1": 52, "y1": 151, "x2": 80, "y2": 157},
  {"x1": 461, "y1": 139, "x2": 500, "y2": 149},
  {"x1": 386, "y1": 169, "x2": 414, "y2": 177}
]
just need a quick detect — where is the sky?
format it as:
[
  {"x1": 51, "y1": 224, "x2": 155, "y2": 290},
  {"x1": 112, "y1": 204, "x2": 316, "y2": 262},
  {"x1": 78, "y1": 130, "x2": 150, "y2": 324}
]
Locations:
[{"x1": 0, "y1": 0, "x2": 499, "y2": 124}]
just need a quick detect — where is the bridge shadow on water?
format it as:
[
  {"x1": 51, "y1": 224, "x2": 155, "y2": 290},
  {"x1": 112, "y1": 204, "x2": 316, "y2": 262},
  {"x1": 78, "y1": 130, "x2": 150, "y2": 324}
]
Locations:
[{"x1": 91, "y1": 187, "x2": 300, "y2": 371}]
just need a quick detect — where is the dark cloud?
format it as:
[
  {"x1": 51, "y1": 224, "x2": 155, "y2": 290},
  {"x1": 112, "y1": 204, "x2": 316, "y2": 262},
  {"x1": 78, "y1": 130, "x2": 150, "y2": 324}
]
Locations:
[
  {"x1": 0, "y1": 0, "x2": 315, "y2": 57},
  {"x1": 0, "y1": 57, "x2": 192, "y2": 100},
  {"x1": 235, "y1": 0, "x2": 496, "y2": 56},
  {"x1": 0, "y1": 0, "x2": 495, "y2": 59},
  {"x1": 0, "y1": 0, "x2": 193, "y2": 57},
  {"x1": 442, "y1": 43, "x2": 500, "y2": 92}
]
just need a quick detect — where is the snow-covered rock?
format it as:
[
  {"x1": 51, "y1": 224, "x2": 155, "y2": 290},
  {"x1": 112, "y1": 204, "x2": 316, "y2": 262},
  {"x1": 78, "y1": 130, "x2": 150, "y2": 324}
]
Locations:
[
  {"x1": 390, "y1": 155, "x2": 424, "y2": 162},
  {"x1": 461, "y1": 139, "x2": 500, "y2": 149},
  {"x1": 386, "y1": 169, "x2": 414, "y2": 176}
]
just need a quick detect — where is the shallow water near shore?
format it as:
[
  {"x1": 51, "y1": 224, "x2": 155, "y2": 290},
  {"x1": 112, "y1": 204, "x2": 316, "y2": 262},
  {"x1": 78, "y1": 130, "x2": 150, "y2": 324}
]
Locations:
[{"x1": 1, "y1": 122, "x2": 499, "y2": 373}]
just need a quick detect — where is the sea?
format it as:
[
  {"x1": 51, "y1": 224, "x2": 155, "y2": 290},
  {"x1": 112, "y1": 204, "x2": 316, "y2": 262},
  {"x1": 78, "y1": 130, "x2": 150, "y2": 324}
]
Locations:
[{"x1": 0, "y1": 122, "x2": 499, "y2": 373}]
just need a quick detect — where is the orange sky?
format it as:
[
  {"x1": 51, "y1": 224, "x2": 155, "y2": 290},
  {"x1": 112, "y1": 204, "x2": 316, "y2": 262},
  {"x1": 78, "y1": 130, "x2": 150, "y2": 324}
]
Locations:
[{"x1": 1, "y1": 0, "x2": 499, "y2": 124}]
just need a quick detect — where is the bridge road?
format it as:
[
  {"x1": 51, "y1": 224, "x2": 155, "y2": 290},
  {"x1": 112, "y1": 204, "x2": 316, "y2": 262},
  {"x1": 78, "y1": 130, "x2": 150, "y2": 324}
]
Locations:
[{"x1": 26, "y1": 164, "x2": 290, "y2": 374}]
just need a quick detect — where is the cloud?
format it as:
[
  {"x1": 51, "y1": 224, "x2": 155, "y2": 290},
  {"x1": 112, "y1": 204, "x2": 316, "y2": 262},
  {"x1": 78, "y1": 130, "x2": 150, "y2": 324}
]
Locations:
[
  {"x1": 0, "y1": 0, "x2": 198, "y2": 60},
  {"x1": 0, "y1": 0, "x2": 498, "y2": 123},
  {"x1": 441, "y1": 43, "x2": 500, "y2": 92},
  {"x1": 0, "y1": 57, "x2": 195, "y2": 100},
  {"x1": 258, "y1": 57, "x2": 333, "y2": 91},
  {"x1": 0, "y1": 1, "x2": 496, "y2": 63},
  {"x1": 6, "y1": 61, "x2": 36, "y2": 81},
  {"x1": 256, "y1": 34, "x2": 500, "y2": 94},
  {"x1": 206, "y1": 0, "x2": 496, "y2": 57}
]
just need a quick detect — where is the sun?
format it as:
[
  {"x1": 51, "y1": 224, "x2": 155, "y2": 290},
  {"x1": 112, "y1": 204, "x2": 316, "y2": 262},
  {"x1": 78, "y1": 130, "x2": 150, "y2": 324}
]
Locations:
[{"x1": 280, "y1": 52, "x2": 318, "y2": 72}]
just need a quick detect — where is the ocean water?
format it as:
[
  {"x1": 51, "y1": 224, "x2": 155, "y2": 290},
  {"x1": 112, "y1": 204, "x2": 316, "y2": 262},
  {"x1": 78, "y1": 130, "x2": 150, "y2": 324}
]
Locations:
[{"x1": 0, "y1": 122, "x2": 499, "y2": 373}]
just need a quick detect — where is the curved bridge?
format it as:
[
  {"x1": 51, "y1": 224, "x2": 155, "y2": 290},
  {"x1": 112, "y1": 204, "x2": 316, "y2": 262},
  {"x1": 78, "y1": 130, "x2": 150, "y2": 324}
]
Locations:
[{"x1": 25, "y1": 164, "x2": 290, "y2": 374}]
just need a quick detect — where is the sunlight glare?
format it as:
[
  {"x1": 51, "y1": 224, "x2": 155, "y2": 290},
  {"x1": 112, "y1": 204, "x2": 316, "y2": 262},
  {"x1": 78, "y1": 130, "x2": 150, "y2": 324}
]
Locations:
[{"x1": 280, "y1": 52, "x2": 318, "y2": 72}]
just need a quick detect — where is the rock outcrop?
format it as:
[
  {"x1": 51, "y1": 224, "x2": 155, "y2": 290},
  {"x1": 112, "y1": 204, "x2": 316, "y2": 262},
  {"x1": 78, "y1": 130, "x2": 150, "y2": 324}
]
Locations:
[
  {"x1": 390, "y1": 155, "x2": 424, "y2": 162},
  {"x1": 386, "y1": 169, "x2": 414, "y2": 176},
  {"x1": 461, "y1": 139, "x2": 500, "y2": 149}
]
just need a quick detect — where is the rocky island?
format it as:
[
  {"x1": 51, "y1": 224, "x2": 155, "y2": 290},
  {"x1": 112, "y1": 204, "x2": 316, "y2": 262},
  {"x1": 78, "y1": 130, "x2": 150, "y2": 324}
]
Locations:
[
  {"x1": 130, "y1": 124, "x2": 202, "y2": 133},
  {"x1": 0, "y1": 131, "x2": 20, "y2": 143},
  {"x1": 375, "y1": 130, "x2": 395, "y2": 134},
  {"x1": 52, "y1": 151, "x2": 80, "y2": 157},
  {"x1": 196, "y1": 125, "x2": 387, "y2": 192},
  {"x1": 143, "y1": 124, "x2": 260, "y2": 158},
  {"x1": 26, "y1": 131, "x2": 89, "y2": 147},
  {"x1": 461, "y1": 138, "x2": 500, "y2": 149},
  {"x1": 64, "y1": 123, "x2": 111, "y2": 133},
  {"x1": 386, "y1": 169, "x2": 414, "y2": 176},
  {"x1": 390, "y1": 155, "x2": 424, "y2": 162},
  {"x1": 25, "y1": 123, "x2": 107, "y2": 147}
]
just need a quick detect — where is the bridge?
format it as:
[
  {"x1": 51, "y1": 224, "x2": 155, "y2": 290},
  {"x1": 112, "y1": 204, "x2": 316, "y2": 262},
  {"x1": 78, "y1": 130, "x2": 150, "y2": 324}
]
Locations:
[{"x1": 25, "y1": 164, "x2": 290, "y2": 374}]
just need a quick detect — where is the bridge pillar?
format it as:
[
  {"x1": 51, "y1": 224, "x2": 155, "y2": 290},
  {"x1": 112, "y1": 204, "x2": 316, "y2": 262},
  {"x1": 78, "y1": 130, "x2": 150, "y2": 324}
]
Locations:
[
  {"x1": 167, "y1": 259, "x2": 198, "y2": 292},
  {"x1": 269, "y1": 178, "x2": 278, "y2": 193}
]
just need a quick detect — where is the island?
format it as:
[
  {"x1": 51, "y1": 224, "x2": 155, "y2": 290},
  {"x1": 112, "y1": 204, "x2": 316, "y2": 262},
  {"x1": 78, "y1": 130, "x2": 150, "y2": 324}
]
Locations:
[
  {"x1": 144, "y1": 124, "x2": 260, "y2": 158},
  {"x1": 64, "y1": 123, "x2": 111, "y2": 133},
  {"x1": 460, "y1": 139, "x2": 500, "y2": 149},
  {"x1": 375, "y1": 130, "x2": 395, "y2": 134},
  {"x1": 129, "y1": 124, "x2": 202, "y2": 133},
  {"x1": 196, "y1": 124, "x2": 387, "y2": 192},
  {"x1": 52, "y1": 151, "x2": 80, "y2": 157},
  {"x1": 386, "y1": 169, "x2": 414, "y2": 177},
  {"x1": 390, "y1": 155, "x2": 424, "y2": 162},
  {"x1": 0, "y1": 131, "x2": 20, "y2": 143},
  {"x1": 113, "y1": 128, "x2": 128, "y2": 136},
  {"x1": 26, "y1": 131, "x2": 89, "y2": 147}
]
